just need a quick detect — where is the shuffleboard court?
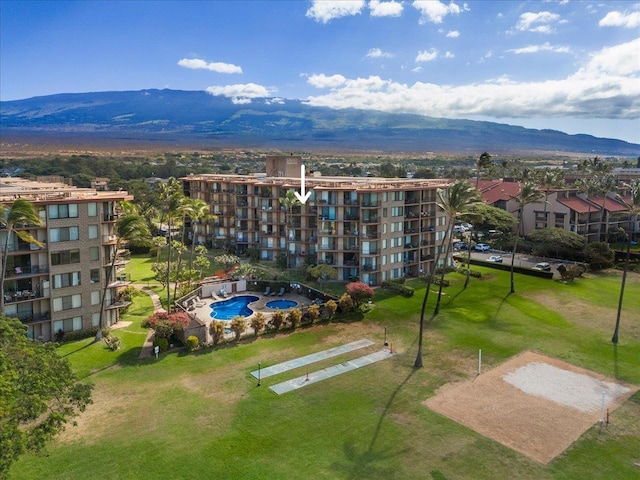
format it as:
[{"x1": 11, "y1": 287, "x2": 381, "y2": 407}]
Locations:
[
  {"x1": 270, "y1": 349, "x2": 395, "y2": 395},
  {"x1": 250, "y1": 338, "x2": 374, "y2": 379}
]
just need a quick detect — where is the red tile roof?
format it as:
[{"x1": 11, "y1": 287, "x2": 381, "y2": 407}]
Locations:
[
  {"x1": 590, "y1": 196, "x2": 628, "y2": 212},
  {"x1": 557, "y1": 196, "x2": 597, "y2": 214}
]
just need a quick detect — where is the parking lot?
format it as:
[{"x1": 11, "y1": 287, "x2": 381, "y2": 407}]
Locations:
[{"x1": 455, "y1": 248, "x2": 561, "y2": 277}]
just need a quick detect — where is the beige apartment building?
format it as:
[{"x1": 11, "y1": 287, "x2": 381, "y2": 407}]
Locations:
[
  {"x1": 182, "y1": 156, "x2": 452, "y2": 286},
  {"x1": 1, "y1": 178, "x2": 132, "y2": 341}
]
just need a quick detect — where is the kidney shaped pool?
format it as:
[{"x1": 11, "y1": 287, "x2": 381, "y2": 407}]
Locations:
[{"x1": 210, "y1": 295, "x2": 259, "y2": 321}]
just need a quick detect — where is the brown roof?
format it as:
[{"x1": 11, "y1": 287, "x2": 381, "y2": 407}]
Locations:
[
  {"x1": 557, "y1": 196, "x2": 598, "y2": 214},
  {"x1": 590, "y1": 196, "x2": 629, "y2": 212}
]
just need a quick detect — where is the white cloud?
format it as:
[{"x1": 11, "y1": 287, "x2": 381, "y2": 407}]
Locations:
[
  {"x1": 177, "y1": 58, "x2": 242, "y2": 74},
  {"x1": 265, "y1": 98, "x2": 285, "y2": 105},
  {"x1": 306, "y1": 0, "x2": 365, "y2": 23},
  {"x1": 205, "y1": 83, "x2": 275, "y2": 103},
  {"x1": 366, "y1": 48, "x2": 394, "y2": 59},
  {"x1": 307, "y1": 73, "x2": 347, "y2": 89},
  {"x1": 415, "y1": 49, "x2": 438, "y2": 62},
  {"x1": 412, "y1": 0, "x2": 467, "y2": 24},
  {"x1": 369, "y1": 0, "x2": 403, "y2": 17},
  {"x1": 446, "y1": 30, "x2": 460, "y2": 38},
  {"x1": 599, "y1": 10, "x2": 640, "y2": 29},
  {"x1": 514, "y1": 11, "x2": 561, "y2": 34},
  {"x1": 507, "y1": 42, "x2": 571, "y2": 54},
  {"x1": 444, "y1": 51, "x2": 455, "y2": 58},
  {"x1": 303, "y1": 39, "x2": 640, "y2": 120}
]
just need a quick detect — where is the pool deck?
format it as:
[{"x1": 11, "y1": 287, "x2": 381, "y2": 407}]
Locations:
[{"x1": 187, "y1": 291, "x2": 317, "y2": 341}]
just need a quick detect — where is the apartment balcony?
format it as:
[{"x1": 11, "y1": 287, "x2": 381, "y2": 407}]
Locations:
[
  {"x1": 105, "y1": 299, "x2": 132, "y2": 310},
  {"x1": 362, "y1": 217, "x2": 379, "y2": 224},
  {"x1": 103, "y1": 234, "x2": 117, "y2": 244},
  {"x1": 4, "y1": 290, "x2": 44, "y2": 304},
  {"x1": 103, "y1": 213, "x2": 120, "y2": 222},
  {"x1": 4, "y1": 264, "x2": 49, "y2": 278}
]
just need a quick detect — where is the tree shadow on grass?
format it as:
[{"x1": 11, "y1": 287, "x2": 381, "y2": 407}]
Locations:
[{"x1": 331, "y1": 369, "x2": 415, "y2": 479}]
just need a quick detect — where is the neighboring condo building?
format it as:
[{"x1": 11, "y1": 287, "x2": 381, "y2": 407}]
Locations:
[
  {"x1": 182, "y1": 156, "x2": 452, "y2": 286},
  {"x1": 0, "y1": 178, "x2": 133, "y2": 341}
]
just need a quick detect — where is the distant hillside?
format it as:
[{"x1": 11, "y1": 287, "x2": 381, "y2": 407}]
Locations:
[{"x1": 1, "y1": 89, "x2": 638, "y2": 156}]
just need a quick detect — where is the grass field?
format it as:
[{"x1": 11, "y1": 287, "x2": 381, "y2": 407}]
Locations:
[{"x1": 8, "y1": 265, "x2": 640, "y2": 480}]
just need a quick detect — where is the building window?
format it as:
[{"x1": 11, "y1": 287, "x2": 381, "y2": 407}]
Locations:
[
  {"x1": 89, "y1": 246, "x2": 100, "y2": 261},
  {"x1": 91, "y1": 291, "x2": 100, "y2": 305},
  {"x1": 49, "y1": 226, "x2": 79, "y2": 242},
  {"x1": 92, "y1": 312, "x2": 100, "y2": 327},
  {"x1": 87, "y1": 202, "x2": 97, "y2": 217},
  {"x1": 53, "y1": 272, "x2": 81, "y2": 289},
  {"x1": 52, "y1": 294, "x2": 82, "y2": 312},
  {"x1": 53, "y1": 317, "x2": 82, "y2": 333},
  {"x1": 90, "y1": 269, "x2": 100, "y2": 283},
  {"x1": 88, "y1": 225, "x2": 99, "y2": 239},
  {"x1": 51, "y1": 249, "x2": 80, "y2": 265},
  {"x1": 48, "y1": 204, "x2": 79, "y2": 219}
]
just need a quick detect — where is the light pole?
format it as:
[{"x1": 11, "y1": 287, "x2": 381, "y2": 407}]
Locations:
[
  {"x1": 257, "y1": 362, "x2": 261, "y2": 386},
  {"x1": 384, "y1": 326, "x2": 388, "y2": 347}
]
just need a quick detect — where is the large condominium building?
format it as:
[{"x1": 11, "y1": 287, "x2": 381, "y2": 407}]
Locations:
[
  {"x1": 1, "y1": 178, "x2": 133, "y2": 341},
  {"x1": 182, "y1": 156, "x2": 452, "y2": 286}
]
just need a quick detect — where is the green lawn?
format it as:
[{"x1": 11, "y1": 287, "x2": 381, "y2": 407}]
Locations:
[{"x1": 8, "y1": 267, "x2": 640, "y2": 480}]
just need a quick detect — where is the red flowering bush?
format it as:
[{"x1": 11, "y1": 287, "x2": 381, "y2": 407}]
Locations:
[
  {"x1": 142, "y1": 311, "x2": 190, "y2": 339},
  {"x1": 345, "y1": 282, "x2": 374, "y2": 306}
]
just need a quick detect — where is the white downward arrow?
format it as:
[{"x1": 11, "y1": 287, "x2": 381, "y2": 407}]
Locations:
[{"x1": 294, "y1": 164, "x2": 312, "y2": 204}]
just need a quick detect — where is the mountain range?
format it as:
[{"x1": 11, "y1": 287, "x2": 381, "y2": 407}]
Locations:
[{"x1": 1, "y1": 89, "x2": 638, "y2": 156}]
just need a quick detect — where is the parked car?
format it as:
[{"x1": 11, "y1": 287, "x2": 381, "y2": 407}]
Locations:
[
  {"x1": 487, "y1": 255, "x2": 503, "y2": 263},
  {"x1": 474, "y1": 243, "x2": 490, "y2": 251},
  {"x1": 454, "y1": 242, "x2": 469, "y2": 250},
  {"x1": 532, "y1": 262, "x2": 551, "y2": 271}
]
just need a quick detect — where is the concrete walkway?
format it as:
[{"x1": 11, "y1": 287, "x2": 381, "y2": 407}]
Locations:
[{"x1": 136, "y1": 285, "x2": 163, "y2": 358}]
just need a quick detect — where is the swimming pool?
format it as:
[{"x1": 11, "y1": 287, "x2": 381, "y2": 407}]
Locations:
[
  {"x1": 210, "y1": 295, "x2": 259, "y2": 320},
  {"x1": 265, "y1": 299, "x2": 298, "y2": 310}
]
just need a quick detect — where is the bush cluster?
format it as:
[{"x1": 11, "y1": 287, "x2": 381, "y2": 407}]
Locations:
[
  {"x1": 381, "y1": 278, "x2": 414, "y2": 297},
  {"x1": 185, "y1": 335, "x2": 199, "y2": 351}
]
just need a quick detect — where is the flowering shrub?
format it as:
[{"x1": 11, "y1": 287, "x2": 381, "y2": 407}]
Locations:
[
  {"x1": 185, "y1": 335, "x2": 199, "y2": 351},
  {"x1": 287, "y1": 308, "x2": 302, "y2": 329},
  {"x1": 142, "y1": 311, "x2": 190, "y2": 339},
  {"x1": 345, "y1": 282, "x2": 374, "y2": 306}
]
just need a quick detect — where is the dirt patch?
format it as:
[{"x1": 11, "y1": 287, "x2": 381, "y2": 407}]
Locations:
[{"x1": 424, "y1": 350, "x2": 638, "y2": 464}]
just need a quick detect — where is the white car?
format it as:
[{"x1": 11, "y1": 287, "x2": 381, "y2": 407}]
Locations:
[
  {"x1": 487, "y1": 255, "x2": 503, "y2": 263},
  {"x1": 474, "y1": 243, "x2": 490, "y2": 251}
]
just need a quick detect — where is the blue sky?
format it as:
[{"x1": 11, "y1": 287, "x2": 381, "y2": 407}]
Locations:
[{"x1": 1, "y1": 0, "x2": 639, "y2": 144}]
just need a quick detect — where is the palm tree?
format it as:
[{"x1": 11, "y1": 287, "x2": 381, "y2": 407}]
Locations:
[
  {"x1": 433, "y1": 181, "x2": 483, "y2": 315},
  {"x1": 539, "y1": 169, "x2": 564, "y2": 229},
  {"x1": 475, "y1": 152, "x2": 492, "y2": 188},
  {"x1": 612, "y1": 180, "x2": 640, "y2": 344},
  {"x1": 594, "y1": 174, "x2": 617, "y2": 242},
  {"x1": 508, "y1": 182, "x2": 544, "y2": 294},
  {"x1": 279, "y1": 190, "x2": 302, "y2": 269},
  {"x1": 96, "y1": 208, "x2": 150, "y2": 340},
  {"x1": 576, "y1": 177, "x2": 599, "y2": 242},
  {"x1": 0, "y1": 199, "x2": 44, "y2": 312},
  {"x1": 158, "y1": 178, "x2": 183, "y2": 311},
  {"x1": 184, "y1": 198, "x2": 215, "y2": 288},
  {"x1": 415, "y1": 180, "x2": 482, "y2": 368}
]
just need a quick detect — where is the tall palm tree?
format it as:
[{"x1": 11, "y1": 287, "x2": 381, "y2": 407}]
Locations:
[
  {"x1": 184, "y1": 198, "x2": 215, "y2": 288},
  {"x1": 612, "y1": 180, "x2": 640, "y2": 344},
  {"x1": 508, "y1": 182, "x2": 544, "y2": 294},
  {"x1": 540, "y1": 169, "x2": 564, "y2": 229},
  {"x1": 415, "y1": 181, "x2": 482, "y2": 368},
  {"x1": 576, "y1": 177, "x2": 599, "y2": 242},
  {"x1": 475, "y1": 152, "x2": 492, "y2": 188},
  {"x1": 433, "y1": 181, "x2": 483, "y2": 315},
  {"x1": 158, "y1": 178, "x2": 183, "y2": 311},
  {"x1": 279, "y1": 190, "x2": 302, "y2": 269},
  {"x1": 594, "y1": 174, "x2": 617, "y2": 242},
  {"x1": 0, "y1": 199, "x2": 44, "y2": 312},
  {"x1": 96, "y1": 209, "x2": 150, "y2": 340}
]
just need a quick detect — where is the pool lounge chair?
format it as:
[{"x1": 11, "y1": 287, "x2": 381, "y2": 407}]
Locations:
[
  {"x1": 195, "y1": 296, "x2": 206, "y2": 307},
  {"x1": 219, "y1": 289, "x2": 227, "y2": 298},
  {"x1": 263, "y1": 286, "x2": 271, "y2": 296},
  {"x1": 276, "y1": 287, "x2": 285, "y2": 296}
]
